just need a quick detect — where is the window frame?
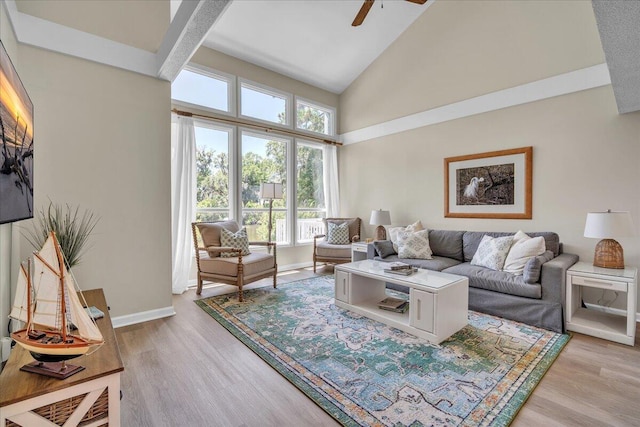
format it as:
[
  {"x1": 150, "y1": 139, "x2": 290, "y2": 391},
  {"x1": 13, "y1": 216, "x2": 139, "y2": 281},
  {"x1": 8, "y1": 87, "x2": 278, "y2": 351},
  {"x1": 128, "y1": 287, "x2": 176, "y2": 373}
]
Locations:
[
  {"x1": 172, "y1": 64, "x2": 236, "y2": 117},
  {"x1": 238, "y1": 78, "x2": 293, "y2": 129},
  {"x1": 294, "y1": 96, "x2": 336, "y2": 137}
]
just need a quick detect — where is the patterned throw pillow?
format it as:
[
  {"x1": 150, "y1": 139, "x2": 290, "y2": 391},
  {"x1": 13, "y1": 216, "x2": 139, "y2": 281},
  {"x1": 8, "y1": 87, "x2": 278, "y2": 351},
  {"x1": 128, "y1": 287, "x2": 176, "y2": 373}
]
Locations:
[
  {"x1": 388, "y1": 221, "x2": 425, "y2": 252},
  {"x1": 397, "y1": 229, "x2": 432, "y2": 259},
  {"x1": 327, "y1": 222, "x2": 350, "y2": 245},
  {"x1": 220, "y1": 227, "x2": 251, "y2": 258},
  {"x1": 470, "y1": 235, "x2": 513, "y2": 270}
]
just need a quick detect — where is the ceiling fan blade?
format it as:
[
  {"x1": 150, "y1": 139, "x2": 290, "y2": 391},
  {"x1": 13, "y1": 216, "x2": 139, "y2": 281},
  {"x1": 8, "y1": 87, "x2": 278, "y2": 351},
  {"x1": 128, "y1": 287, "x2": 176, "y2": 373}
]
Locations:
[
  {"x1": 406, "y1": 0, "x2": 428, "y2": 4},
  {"x1": 352, "y1": 0, "x2": 375, "y2": 27}
]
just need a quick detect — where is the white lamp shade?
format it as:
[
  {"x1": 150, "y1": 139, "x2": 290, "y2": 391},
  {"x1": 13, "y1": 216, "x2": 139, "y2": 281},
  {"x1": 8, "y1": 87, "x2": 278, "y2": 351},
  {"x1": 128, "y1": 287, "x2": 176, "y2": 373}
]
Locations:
[
  {"x1": 369, "y1": 210, "x2": 391, "y2": 226},
  {"x1": 584, "y1": 210, "x2": 635, "y2": 238},
  {"x1": 260, "y1": 183, "x2": 283, "y2": 199}
]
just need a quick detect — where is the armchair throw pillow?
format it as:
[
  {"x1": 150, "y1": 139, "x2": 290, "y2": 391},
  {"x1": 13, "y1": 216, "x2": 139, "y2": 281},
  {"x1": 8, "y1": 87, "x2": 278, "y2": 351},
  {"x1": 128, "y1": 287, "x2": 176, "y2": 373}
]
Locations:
[
  {"x1": 397, "y1": 229, "x2": 432, "y2": 259},
  {"x1": 220, "y1": 227, "x2": 251, "y2": 258},
  {"x1": 327, "y1": 222, "x2": 350, "y2": 245},
  {"x1": 470, "y1": 235, "x2": 513, "y2": 271}
]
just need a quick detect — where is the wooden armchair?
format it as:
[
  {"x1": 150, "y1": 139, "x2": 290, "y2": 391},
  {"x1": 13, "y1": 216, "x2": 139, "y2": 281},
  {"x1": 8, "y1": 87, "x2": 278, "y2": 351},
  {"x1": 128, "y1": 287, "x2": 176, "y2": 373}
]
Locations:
[
  {"x1": 192, "y1": 221, "x2": 277, "y2": 302},
  {"x1": 313, "y1": 217, "x2": 361, "y2": 272}
]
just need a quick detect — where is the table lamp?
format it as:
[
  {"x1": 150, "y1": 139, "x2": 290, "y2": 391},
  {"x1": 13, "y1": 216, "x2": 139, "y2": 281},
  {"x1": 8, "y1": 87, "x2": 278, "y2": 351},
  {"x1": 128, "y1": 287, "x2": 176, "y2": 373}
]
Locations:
[
  {"x1": 370, "y1": 209, "x2": 391, "y2": 241},
  {"x1": 260, "y1": 183, "x2": 283, "y2": 252},
  {"x1": 584, "y1": 210, "x2": 635, "y2": 269}
]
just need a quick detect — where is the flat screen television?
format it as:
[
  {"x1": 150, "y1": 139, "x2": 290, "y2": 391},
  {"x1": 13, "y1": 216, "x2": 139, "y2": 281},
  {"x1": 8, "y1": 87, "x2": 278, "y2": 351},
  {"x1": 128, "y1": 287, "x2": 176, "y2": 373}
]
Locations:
[{"x1": 0, "y1": 40, "x2": 34, "y2": 224}]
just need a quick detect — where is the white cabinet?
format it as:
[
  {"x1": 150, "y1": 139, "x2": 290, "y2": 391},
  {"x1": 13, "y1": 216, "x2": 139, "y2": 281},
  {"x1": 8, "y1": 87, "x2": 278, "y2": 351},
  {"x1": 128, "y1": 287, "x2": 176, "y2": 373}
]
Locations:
[
  {"x1": 335, "y1": 270, "x2": 350, "y2": 303},
  {"x1": 351, "y1": 242, "x2": 368, "y2": 262},
  {"x1": 410, "y1": 289, "x2": 435, "y2": 333},
  {"x1": 566, "y1": 262, "x2": 637, "y2": 346}
]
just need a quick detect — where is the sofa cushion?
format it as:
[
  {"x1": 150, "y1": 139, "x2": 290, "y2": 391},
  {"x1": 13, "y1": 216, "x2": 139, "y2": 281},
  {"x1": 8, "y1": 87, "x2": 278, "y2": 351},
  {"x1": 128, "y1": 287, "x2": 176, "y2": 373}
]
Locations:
[
  {"x1": 220, "y1": 227, "x2": 251, "y2": 257},
  {"x1": 375, "y1": 255, "x2": 461, "y2": 271},
  {"x1": 524, "y1": 250, "x2": 555, "y2": 284},
  {"x1": 397, "y1": 229, "x2": 432, "y2": 259},
  {"x1": 327, "y1": 222, "x2": 350, "y2": 244},
  {"x1": 428, "y1": 230, "x2": 465, "y2": 261},
  {"x1": 470, "y1": 235, "x2": 513, "y2": 271},
  {"x1": 373, "y1": 240, "x2": 396, "y2": 258},
  {"x1": 503, "y1": 231, "x2": 546, "y2": 275},
  {"x1": 463, "y1": 231, "x2": 561, "y2": 262},
  {"x1": 315, "y1": 241, "x2": 351, "y2": 258},
  {"x1": 443, "y1": 263, "x2": 542, "y2": 299},
  {"x1": 199, "y1": 252, "x2": 275, "y2": 277}
]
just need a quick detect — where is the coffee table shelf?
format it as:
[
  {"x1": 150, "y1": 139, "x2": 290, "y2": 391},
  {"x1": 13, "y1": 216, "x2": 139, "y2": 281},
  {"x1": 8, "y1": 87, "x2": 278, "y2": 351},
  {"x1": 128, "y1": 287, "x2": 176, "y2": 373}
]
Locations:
[{"x1": 335, "y1": 260, "x2": 468, "y2": 344}]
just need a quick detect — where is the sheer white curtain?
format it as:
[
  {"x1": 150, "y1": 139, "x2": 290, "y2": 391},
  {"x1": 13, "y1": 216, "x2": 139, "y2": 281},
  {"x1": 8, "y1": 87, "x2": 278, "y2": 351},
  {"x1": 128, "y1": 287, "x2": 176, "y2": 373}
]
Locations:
[
  {"x1": 171, "y1": 115, "x2": 196, "y2": 294},
  {"x1": 323, "y1": 144, "x2": 340, "y2": 217}
]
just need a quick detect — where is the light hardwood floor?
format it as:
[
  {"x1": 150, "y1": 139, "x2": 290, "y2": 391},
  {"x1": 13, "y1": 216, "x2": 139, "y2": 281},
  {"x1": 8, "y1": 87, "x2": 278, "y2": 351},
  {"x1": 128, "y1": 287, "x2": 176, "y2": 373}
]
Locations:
[{"x1": 116, "y1": 267, "x2": 640, "y2": 426}]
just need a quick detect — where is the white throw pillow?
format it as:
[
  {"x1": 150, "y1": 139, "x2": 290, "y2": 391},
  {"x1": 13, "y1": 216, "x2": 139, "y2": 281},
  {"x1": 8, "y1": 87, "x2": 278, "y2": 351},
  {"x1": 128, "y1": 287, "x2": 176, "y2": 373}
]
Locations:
[
  {"x1": 397, "y1": 229, "x2": 432, "y2": 259},
  {"x1": 503, "y1": 231, "x2": 546, "y2": 275},
  {"x1": 388, "y1": 220, "x2": 425, "y2": 252},
  {"x1": 470, "y1": 235, "x2": 513, "y2": 271}
]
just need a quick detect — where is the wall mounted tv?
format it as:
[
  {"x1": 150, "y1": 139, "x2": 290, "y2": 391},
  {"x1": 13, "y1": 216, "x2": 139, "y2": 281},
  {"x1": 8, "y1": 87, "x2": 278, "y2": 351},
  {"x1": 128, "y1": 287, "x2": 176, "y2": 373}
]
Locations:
[{"x1": 0, "y1": 40, "x2": 34, "y2": 224}]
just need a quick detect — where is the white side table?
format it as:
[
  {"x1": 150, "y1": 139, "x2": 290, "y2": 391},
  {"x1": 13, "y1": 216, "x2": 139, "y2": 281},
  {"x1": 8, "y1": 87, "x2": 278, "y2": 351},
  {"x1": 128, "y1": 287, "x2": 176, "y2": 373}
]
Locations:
[
  {"x1": 566, "y1": 261, "x2": 637, "y2": 345},
  {"x1": 351, "y1": 242, "x2": 369, "y2": 262}
]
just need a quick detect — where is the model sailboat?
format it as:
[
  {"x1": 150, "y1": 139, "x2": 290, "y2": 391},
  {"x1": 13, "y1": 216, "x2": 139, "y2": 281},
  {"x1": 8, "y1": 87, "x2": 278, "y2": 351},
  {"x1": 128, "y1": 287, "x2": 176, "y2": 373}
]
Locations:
[{"x1": 9, "y1": 231, "x2": 104, "y2": 367}]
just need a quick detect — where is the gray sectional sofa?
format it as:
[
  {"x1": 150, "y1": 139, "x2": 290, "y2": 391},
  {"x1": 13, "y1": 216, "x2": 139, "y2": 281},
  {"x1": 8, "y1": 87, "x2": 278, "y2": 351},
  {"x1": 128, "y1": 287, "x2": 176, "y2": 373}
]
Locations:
[{"x1": 367, "y1": 230, "x2": 579, "y2": 333}]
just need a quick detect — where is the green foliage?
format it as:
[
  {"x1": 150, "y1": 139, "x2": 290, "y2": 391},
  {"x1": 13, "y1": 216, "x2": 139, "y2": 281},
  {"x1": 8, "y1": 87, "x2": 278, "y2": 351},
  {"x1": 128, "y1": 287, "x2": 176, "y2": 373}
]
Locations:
[{"x1": 24, "y1": 201, "x2": 100, "y2": 268}]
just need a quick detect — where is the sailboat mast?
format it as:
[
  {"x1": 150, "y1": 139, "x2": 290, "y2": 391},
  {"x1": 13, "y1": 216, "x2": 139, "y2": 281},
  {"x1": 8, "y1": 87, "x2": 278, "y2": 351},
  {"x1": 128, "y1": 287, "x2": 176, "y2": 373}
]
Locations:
[
  {"x1": 54, "y1": 233, "x2": 68, "y2": 341},
  {"x1": 25, "y1": 260, "x2": 32, "y2": 331}
]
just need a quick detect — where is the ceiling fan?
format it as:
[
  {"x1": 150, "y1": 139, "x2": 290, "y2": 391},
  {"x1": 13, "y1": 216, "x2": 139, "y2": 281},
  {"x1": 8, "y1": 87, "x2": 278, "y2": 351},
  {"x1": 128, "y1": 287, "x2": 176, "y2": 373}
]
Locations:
[{"x1": 352, "y1": 0, "x2": 428, "y2": 27}]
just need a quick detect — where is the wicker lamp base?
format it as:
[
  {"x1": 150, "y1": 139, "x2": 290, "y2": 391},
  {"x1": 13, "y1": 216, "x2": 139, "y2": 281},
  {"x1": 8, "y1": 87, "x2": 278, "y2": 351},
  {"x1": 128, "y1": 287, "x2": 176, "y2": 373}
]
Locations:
[
  {"x1": 593, "y1": 238, "x2": 625, "y2": 269},
  {"x1": 375, "y1": 225, "x2": 387, "y2": 241}
]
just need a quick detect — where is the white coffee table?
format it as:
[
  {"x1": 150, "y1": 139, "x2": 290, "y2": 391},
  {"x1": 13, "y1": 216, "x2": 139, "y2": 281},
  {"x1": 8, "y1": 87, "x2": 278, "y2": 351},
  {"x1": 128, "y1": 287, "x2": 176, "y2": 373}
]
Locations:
[{"x1": 334, "y1": 260, "x2": 469, "y2": 344}]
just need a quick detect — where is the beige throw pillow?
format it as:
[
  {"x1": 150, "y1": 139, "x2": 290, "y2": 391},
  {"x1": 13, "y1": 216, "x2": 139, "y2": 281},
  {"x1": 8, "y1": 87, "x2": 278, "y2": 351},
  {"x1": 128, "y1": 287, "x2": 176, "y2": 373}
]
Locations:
[{"x1": 503, "y1": 231, "x2": 546, "y2": 275}]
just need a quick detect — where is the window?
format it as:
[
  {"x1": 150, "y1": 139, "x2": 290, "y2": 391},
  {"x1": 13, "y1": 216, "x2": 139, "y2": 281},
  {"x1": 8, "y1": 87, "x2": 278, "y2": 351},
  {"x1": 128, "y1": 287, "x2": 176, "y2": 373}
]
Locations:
[
  {"x1": 295, "y1": 98, "x2": 335, "y2": 136},
  {"x1": 296, "y1": 141, "x2": 325, "y2": 243},
  {"x1": 172, "y1": 66, "x2": 234, "y2": 114},
  {"x1": 194, "y1": 122, "x2": 233, "y2": 221},
  {"x1": 239, "y1": 79, "x2": 291, "y2": 126},
  {"x1": 241, "y1": 130, "x2": 290, "y2": 244}
]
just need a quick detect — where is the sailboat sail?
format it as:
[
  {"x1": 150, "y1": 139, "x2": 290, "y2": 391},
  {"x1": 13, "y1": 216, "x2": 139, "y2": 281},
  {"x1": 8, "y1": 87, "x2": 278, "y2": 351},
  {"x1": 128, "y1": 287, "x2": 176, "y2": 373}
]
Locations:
[
  {"x1": 66, "y1": 273, "x2": 103, "y2": 341},
  {"x1": 9, "y1": 264, "x2": 30, "y2": 323},
  {"x1": 31, "y1": 242, "x2": 63, "y2": 329}
]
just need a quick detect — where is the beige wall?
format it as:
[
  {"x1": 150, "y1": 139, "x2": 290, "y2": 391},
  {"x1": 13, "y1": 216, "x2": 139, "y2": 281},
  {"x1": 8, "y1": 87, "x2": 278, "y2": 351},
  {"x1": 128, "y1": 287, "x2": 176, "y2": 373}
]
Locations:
[
  {"x1": 181, "y1": 47, "x2": 340, "y2": 270},
  {"x1": 340, "y1": 0, "x2": 605, "y2": 133},
  {"x1": 338, "y1": 1, "x2": 640, "y2": 313},
  {"x1": 16, "y1": 45, "x2": 172, "y2": 318}
]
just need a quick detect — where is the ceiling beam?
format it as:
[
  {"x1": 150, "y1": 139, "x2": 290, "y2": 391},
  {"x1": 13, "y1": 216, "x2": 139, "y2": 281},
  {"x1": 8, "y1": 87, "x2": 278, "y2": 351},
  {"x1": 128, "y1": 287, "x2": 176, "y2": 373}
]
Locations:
[
  {"x1": 592, "y1": 0, "x2": 640, "y2": 114},
  {"x1": 156, "y1": 0, "x2": 231, "y2": 82}
]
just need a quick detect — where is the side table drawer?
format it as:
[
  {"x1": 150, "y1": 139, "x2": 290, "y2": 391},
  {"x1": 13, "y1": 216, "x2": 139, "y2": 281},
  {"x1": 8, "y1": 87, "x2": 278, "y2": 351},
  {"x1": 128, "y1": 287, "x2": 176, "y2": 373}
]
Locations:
[
  {"x1": 571, "y1": 275, "x2": 628, "y2": 292},
  {"x1": 410, "y1": 289, "x2": 434, "y2": 333}
]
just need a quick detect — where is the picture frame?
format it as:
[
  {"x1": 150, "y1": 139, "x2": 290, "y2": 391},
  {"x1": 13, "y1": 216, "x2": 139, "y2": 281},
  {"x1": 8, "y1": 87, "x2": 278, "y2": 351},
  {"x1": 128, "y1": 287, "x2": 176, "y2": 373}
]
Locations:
[{"x1": 444, "y1": 147, "x2": 532, "y2": 219}]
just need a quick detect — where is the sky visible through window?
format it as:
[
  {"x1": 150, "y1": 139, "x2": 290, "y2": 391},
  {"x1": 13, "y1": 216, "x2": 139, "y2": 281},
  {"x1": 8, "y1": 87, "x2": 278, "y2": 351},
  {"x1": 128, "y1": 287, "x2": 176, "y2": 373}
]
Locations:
[
  {"x1": 241, "y1": 86, "x2": 286, "y2": 124},
  {"x1": 173, "y1": 70, "x2": 228, "y2": 111}
]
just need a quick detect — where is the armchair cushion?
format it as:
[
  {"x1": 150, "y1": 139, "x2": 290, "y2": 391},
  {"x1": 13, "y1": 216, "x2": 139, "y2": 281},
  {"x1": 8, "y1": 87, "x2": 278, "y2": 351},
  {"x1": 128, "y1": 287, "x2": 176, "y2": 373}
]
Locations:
[
  {"x1": 323, "y1": 218, "x2": 360, "y2": 241},
  {"x1": 220, "y1": 227, "x2": 251, "y2": 257},
  {"x1": 197, "y1": 221, "x2": 240, "y2": 255},
  {"x1": 199, "y1": 253, "x2": 275, "y2": 277},
  {"x1": 315, "y1": 241, "x2": 351, "y2": 258},
  {"x1": 327, "y1": 222, "x2": 350, "y2": 244}
]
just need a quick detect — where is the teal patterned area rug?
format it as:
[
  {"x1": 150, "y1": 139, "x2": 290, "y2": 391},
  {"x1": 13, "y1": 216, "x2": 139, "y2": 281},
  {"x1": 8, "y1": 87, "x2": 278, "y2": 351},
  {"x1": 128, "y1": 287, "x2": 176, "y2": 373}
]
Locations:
[{"x1": 196, "y1": 275, "x2": 569, "y2": 427}]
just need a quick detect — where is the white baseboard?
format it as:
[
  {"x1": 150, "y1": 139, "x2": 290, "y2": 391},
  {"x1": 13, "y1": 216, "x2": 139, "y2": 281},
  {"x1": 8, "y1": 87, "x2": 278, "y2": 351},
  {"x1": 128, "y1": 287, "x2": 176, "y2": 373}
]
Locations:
[
  {"x1": 111, "y1": 306, "x2": 176, "y2": 329},
  {"x1": 583, "y1": 302, "x2": 640, "y2": 323}
]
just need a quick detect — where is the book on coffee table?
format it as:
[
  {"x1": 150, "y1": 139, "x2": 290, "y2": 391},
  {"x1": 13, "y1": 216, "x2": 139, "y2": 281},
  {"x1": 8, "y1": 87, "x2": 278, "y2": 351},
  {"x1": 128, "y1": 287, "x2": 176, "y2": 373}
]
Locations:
[
  {"x1": 387, "y1": 262, "x2": 412, "y2": 271},
  {"x1": 378, "y1": 296, "x2": 407, "y2": 310},
  {"x1": 384, "y1": 267, "x2": 418, "y2": 276}
]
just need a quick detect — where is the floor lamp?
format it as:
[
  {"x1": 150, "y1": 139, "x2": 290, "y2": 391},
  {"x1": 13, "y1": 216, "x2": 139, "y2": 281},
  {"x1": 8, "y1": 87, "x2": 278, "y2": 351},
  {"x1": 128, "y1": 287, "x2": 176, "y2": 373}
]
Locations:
[{"x1": 260, "y1": 183, "x2": 283, "y2": 253}]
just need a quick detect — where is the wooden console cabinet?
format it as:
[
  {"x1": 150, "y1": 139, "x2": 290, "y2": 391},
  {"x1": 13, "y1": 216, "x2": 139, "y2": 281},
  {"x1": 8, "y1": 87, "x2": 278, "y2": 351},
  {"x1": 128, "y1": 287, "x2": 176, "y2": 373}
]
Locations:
[{"x1": 0, "y1": 289, "x2": 124, "y2": 426}]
